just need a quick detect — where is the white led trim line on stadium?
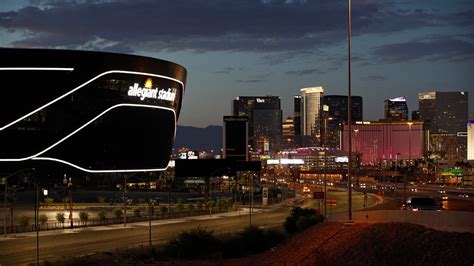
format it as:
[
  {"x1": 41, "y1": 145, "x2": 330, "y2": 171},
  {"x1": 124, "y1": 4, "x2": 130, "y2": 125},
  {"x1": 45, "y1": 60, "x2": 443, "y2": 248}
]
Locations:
[
  {"x1": 1, "y1": 103, "x2": 176, "y2": 173},
  {"x1": 0, "y1": 68, "x2": 185, "y2": 131}
]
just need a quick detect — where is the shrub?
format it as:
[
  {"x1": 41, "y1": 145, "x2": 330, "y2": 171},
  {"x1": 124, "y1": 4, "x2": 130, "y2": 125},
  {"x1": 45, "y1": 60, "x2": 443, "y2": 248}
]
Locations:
[
  {"x1": 196, "y1": 201, "x2": 203, "y2": 210},
  {"x1": 240, "y1": 226, "x2": 266, "y2": 253},
  {"x1": 39, "y1": 214, "x2": 48, "y2": 225},
  {"x1": 161, "y1": 227, "x2": 221, "y2": 259},
  {"x1": 138, "y1": 198, "x2": 146, "y2": 204},
  {"x1": 187, "y1": 203, "x2": 195, "y2": 211},
  {"x1": 132, "y1": 207, "x2": 141, "y2": 217},
  {"x1": 17, "y1": 215, "x2": 31, "y2": 226},
  {"x1": 98, "y1": 210, "x2": 107, "y2": 220},
  {"x1": 113, "y1": 208, "x2": 123, "y2": 219},
  {"x1": 97, "y1": 196, "x2": 106, "y2": 204},
  {"x1": 284, "y1": 207, "x2": 323, "y2": 234},
  {"x1": 79, "y1": 211, "x2": 89, "y2": 225},
  {"x1": 207, "y1": 200, "x2": 216, "y2": 213},
  {"x1": 56, "y1": 212, "x2": 65, "y2": 224},
  {"x1": 176, "y1": 202, "x2": 184, "y2": 212},
  {"x1": 44, "y1": 197, "x2": 54, "y2": 206},
  {"x1": 160, "y1": 205, "x2": 168, "y2": 213},
  {"x1": 221, "y1": 226, "x2": 287, "y2": 258}
]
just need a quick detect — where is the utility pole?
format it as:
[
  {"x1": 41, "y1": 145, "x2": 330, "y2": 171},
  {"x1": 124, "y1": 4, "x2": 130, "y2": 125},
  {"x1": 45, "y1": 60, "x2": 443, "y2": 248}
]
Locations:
[
  {"x1": 347, "y1": 0, "x2": 353, "y2": 221},
  {"x1": 123, "y1": 175, "x2": 127, "y2": 227}
]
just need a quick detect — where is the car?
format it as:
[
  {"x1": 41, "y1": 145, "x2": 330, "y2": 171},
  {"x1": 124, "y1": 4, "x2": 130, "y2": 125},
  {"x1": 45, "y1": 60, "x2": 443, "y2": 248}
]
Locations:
[
  {"x1": 438, "y1": 190, "x2": 446, "y2": 194},
  {"x1": 401, "y1": 197, "x2": 441, "y2": 211},
  {"x1": 458, "y1": 194, "x2": 469, "y2": 198},
  {"x1": 410, "y1": 188, "x2": 418, "y2": 192},
  {"x1": 441, "y1": 195, "x2": 448, "y2": 201}
]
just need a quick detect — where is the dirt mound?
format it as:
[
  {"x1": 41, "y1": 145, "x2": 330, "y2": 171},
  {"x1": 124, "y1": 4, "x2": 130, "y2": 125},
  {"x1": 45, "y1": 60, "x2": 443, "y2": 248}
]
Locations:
[{"x1": 226, "y1": 222, "x2": 474, "y2": 266}]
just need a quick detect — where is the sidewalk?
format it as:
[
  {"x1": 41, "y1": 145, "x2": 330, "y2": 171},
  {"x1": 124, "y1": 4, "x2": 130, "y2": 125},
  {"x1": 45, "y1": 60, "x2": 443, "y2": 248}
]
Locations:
[{"x1": 0, "y1": 202, "x2": 292, "y2": 241}]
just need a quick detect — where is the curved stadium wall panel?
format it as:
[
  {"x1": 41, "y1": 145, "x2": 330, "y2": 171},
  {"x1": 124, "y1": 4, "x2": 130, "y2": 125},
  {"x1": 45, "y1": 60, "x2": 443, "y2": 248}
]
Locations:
[{"x1": 0, "y1": 49, "x2": 186, "y2": 173}]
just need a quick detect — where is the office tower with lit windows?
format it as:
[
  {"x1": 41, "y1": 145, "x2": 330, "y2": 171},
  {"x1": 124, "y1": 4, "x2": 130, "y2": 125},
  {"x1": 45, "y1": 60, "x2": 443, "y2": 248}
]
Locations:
[
  {"x1": 282, "y1": 117, "x2": 295, "y2": 149},
  {"x1": 384, "y1": 96, "x2": 409, "y2": 121},
  {"x1": 293, "y1": 95, "x2": 302, "y2": 146},
  {"x1": 468, "y1": 120, "x2": 474, "y2": 160},
  {"x1": 418, "y1": 91, "x2": 468, "y2": 159},
  {"x1": 321, "y1": 95, "x2": 363, "y2": 148},
  {"x1": 300, "y1": 86, "x2": 324, "y2": 145},
  {"x1": 412, "y1": 110, "x2": 420, "y2": 121},
  {"x1": 232, "y1": 96, "x2": 282, "y2": 153}
]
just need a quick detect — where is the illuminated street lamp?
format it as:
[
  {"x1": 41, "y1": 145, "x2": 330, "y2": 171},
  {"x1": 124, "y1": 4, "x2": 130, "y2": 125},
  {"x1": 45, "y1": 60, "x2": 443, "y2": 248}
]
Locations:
[
  {"x1": 347, "y1": 0, "x2": 353, "y2": 221},
  {"x1": 63, "y1": 175, "x2": 73, "y2": 228},
  {"x1": 405, "y1": 122, "x2": 413, "y2": 203}
]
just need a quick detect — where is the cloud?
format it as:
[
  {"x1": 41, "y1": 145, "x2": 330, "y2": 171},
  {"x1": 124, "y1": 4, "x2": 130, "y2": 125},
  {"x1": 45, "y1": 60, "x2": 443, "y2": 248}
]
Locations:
[
  {"x1": 285, "y1": 68, "x2": 325, "y2": 76},
  {"x1": 372, "y1": 35, "x2": 474, "y2": 63},
  {"x1": 364, "y1": 75, "x2": 386, "y2": 81},
  {"x1": 0, "y1": 0, "x2": 455, "y2": 55},
  {"x1": 235, "y1": 79, "x2": 265, "y2": 83}
]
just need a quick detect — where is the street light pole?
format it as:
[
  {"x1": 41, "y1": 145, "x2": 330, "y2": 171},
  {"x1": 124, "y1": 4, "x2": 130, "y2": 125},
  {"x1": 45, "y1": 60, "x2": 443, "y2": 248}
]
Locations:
[
  {"x1": 68, "y1": 177, "x2": 73, "y2": 228},
  {"x1": 148, "y1": 180, "x2": 152, "y2": 246},
  {"x1": 123, "y1": 175, "x2": 127, "y2": 227},
  {"x1": 347, "y1": 0, "x2": 353, "y2": 221},
  {"x1": 404, "y1": 123, "x2": 413, "y2": 203},
  {"x1": 35, "y1": 181, "x2": 38, "y2": 265}
]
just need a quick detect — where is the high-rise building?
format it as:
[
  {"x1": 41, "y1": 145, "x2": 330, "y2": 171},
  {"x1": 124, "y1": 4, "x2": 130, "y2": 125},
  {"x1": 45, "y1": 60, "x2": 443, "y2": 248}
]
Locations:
[
  {"x1": 468, "y1": 120, "x2": 474, "y2": 161},
  {"x1": 223, "y1": 116, "x2": 249, "y2": 161},
  {"x1": 293, "y1": 96, "x2": 302, "y2": 146},
  {"x1": 300, "y1": 86, "x2": 324, "y2": 145},
  {"x1": 341, "y1": 121, "x2": 426, "y2": 165},
  {"x1": 384, "y1": 96, "x2": 409, "y2": 121},
  {"x1": 282, "y1": 117, "x2": 295, "y2": 149},
  {"x1": 232, "y1": 96, "x2": 282, "y2": 152},
  {"x1": 321, "y1": 95, "x2": 363, "y2": 148},
  {"x1": 418, "y1": 91, "x2": 468, "y2": 158},
  {"x1": 412, "y1": 110, "x2": 420, "y2": 121}
]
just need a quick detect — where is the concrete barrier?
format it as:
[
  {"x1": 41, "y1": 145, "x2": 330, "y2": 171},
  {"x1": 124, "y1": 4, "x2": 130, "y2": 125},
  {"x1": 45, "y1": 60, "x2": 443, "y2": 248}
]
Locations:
[{"x1": 328, "y1": 210, "x2": 474, "y2": 233}]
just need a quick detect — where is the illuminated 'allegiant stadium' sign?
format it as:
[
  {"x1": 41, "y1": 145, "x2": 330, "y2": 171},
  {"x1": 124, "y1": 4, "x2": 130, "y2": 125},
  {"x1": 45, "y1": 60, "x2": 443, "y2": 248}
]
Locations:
[
  {"x1": 0, "y1": 49, "x2": 187, "y2": 173},
  {"x1": 128, "y1": 83, "x2": 177, "y2": 102}
]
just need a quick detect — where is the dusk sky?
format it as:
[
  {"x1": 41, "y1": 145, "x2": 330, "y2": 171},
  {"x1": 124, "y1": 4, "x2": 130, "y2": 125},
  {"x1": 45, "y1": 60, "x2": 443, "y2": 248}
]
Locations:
[{"x1": 1, "y1": 0, "x2": 472, "y2": 127}]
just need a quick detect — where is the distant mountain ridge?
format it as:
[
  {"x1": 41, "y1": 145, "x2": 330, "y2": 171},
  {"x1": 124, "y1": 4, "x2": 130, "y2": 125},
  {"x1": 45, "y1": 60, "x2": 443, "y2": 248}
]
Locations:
[{"x1": 174, "y1": 125, "x2": 222, "y2": 152}]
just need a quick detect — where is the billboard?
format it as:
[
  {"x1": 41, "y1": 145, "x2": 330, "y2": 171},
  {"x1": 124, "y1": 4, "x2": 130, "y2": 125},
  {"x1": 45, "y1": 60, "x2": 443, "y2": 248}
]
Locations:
[
  {"x1": 223, "y1": 116, "x2": 248, "y2": 161},
  {"x1": 0, "y1": 49, "x2": 187, "y2": 173}
]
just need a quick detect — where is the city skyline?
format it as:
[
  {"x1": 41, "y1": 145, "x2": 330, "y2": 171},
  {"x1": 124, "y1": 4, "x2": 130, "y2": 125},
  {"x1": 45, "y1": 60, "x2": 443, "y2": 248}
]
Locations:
[{"x1": 0, "y1": 0, "x2": 472, "y2": 127}]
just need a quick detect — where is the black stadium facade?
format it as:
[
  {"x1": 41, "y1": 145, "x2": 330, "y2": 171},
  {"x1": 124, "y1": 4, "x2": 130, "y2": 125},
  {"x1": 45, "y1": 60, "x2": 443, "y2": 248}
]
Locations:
[{"x1": 0, "y1": 49, "x2": 186, "y2": 174}]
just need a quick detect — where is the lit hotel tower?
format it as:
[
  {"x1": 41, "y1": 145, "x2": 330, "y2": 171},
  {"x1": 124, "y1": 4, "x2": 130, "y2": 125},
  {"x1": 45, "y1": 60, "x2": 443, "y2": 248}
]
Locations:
[
  {"x1": 300, "y1": 86, "x2": 324, "y2": 145},
  {"x1": 418, "y1": 91, "x2": 468, "y2": 158},
  {"x1": 467, "y1": 120, "x2": 474, "y2": 160}
]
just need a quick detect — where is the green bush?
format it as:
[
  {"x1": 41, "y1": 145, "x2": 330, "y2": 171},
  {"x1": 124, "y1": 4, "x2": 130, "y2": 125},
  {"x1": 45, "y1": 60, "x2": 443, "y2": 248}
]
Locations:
[
  {"x1": 44, "y1": 197, "x2": 54, "y2": 206},
  {"x1": 160, "y1": 205, "x2": 168, "y2": 213},
  {"x1": 39, "y1": 214, "x2": 48, "y2": 225},
  {"x1": 17, "y1": 215, "x2": 31, "y2": 226},
  {"x1": 161, "y1": 227, "x2": 221, "y2": 259},
  {"x1": 207, "y1": 200, "x2": 216, "y2": 212},
  {"x1": 113, "y1": 208, "x2": 123, "y2": 218},
  {"x1": 284, "y1": 207, "x2": 323, "y2": 234},
  {"x1": 56, "y1": 212, "x2": 65, "y2": 224},
  {"x1": 221, "y1": 226, "x2": 286, "y2": 258},
  {"x1": 98, "y1": 210, "x2": 107, "y2": 220},
  {"x1": 176, "y1": 202, "x2": 184, "y2": 212},
  {"x1": 138, "y1": 198, "x2": 146, "y2": 204},
  {"x1": 187, "y1": 203, "x2": 195, "y2": 211},
  {"x1": 79, "y1": 211, "x2": 89, "y2": 225},
  {"x1": 97, "y1": 196, "x2": 106, "y2": 204},
  {"x1": 132, "y1": 207, "x2": 141, "y2": 217},
  {"x1": 196, "y1": 201, "x2": 203, "y2": 210}
]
